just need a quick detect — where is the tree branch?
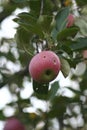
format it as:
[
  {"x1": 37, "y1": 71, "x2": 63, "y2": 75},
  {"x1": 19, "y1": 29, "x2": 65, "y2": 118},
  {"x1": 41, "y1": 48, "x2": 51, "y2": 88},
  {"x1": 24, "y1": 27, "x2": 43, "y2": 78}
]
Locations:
[{"x1": 0, "y1": 66, "x2": 29, "y2": 89}]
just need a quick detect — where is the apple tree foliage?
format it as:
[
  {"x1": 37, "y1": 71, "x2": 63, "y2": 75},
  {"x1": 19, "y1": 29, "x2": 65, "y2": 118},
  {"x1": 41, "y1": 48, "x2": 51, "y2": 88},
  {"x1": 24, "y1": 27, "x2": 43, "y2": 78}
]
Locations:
[{"x1": 0, "y1": 0, "x2": 87, "y2": 130}]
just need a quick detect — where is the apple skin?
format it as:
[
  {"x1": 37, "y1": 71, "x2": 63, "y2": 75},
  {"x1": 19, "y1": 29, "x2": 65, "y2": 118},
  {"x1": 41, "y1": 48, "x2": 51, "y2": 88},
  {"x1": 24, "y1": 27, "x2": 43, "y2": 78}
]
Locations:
[
  {"x1": 67, "y1": 14, "x2": 74, "y2": 28},
  {"x1": 83, "y1": 50, "x2": 87, "y2": 59},
  {"x1": 64, "y1": 0, "x2": 72, "y2": 6},
  {"x1": 29, "y1": 51, "x2": 61, "y2": 83},
  {"x1": 82, "y1": 50, "x2": 87, "y2": 64},
  {"x1": 3, "y1": 118, "x2": 25, "y2": 130}
]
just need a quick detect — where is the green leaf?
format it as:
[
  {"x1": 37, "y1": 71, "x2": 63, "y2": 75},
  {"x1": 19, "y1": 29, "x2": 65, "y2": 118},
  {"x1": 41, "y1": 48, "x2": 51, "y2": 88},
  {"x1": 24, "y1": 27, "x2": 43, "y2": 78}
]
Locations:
[
  {"x1": 15, "y1": 27, "x2": 34, "y2": 55},
  {"x1": 18, "y1": 51, "x2": 32, "y2": 67},
  {"x1": 61, "y1": 44, "x2": 73, "y2": 54},
  {"x1": 70, "y1": 37, "x2": 87, "y2": 51},
  {"x1": 15, "y1": 12, "x2": 37, "y2": 25},
  {"x1": 14, "y1": 12, "x2": 44, "y2": 38},
  {"x1": 33, "y1": 80, "x2": 49, "y2": 95},
  {"x1": 75, "y1": 17, "x2": 87, "y2": 36},
  {"x1": 17, "y1": 21, "x2": 44, "y2": 38},
  {"x1": 76, "y1": 0, "x2": 87, "y2": 6},
  {"x1": 60, "y1": 57, "x2": 71, "y2": 77},
  {"x1": 51, "y1": 7, "x2": 70, "y2": 39},
  {"x1": 12, "y1": 0, "x2": 27, "y2": 2},
  {"x1": 49, "y1": 81, "x2": 60, "y2": 100},
  {"x1": 29, "y1": 0, "x2": 55, "y2": 16},
  {"x1": 29, "y1": 0, "x2": 41, "y2": 16},
  {"x1": 37, "y1": 15, "x2": 53, "y2": 33},
  {"x1": 55, "y1": 7, "x2": 69, "y2": 32},
  {"x1": 0, "y1": 110, "x2": 6, "y2": 120},
  {"x1": 42, "y1": 0, "x2": 57, "y2": 15},
  {"x1": 57, "y1": 26, "x2": 79, "y2": 41},
  {"x1": 49, "y1": 96, "x2": 71, "y2": 118},
  {"x1": 62, "y1": 37, "x2": 87, "y2": 54},
  {"x1": 80, "y1": 69, "x2": 87, "y2": 92},
  {"x1": 51, "y1": 28, "x2": 58, "y2": 40},
  {"x1": 65, "y1": 87, "x2": 81, "y2": 95}
]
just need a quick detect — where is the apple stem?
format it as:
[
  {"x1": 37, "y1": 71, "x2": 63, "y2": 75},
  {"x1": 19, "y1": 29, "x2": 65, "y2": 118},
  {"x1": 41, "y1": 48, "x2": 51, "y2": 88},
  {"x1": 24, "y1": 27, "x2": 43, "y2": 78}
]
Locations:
[{"x1": 36, "y1": 42, "x2": 39, "y2": 53}]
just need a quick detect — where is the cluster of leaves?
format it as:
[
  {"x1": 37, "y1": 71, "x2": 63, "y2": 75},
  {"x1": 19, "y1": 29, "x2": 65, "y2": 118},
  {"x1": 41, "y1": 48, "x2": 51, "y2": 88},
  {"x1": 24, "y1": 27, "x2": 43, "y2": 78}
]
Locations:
[
  {"x1": 0, "y1": 0, "x2": 87, "y2": 130},
  {"x1": 13, "y1": 0, "x2": 87, "y2": 93}
]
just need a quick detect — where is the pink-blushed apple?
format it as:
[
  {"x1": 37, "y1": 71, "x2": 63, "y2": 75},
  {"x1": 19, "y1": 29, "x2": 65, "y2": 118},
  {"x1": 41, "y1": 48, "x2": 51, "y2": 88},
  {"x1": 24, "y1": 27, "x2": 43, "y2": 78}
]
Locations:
[
  {"x1": 3, "y1": 117, "x2": 25, "y2": 130},
  {"x1": 82, "y1": 50, "x2": 87, "y2": 64},
  {"x1": 83, "y1": 50, "x2": 87, "y2": 59},
  {"x1": 67, "y1": 14, "x2": 74, "y2": 28},
  {"x1": 29, "y1": 50, "x2": 61, "y2": 83}
]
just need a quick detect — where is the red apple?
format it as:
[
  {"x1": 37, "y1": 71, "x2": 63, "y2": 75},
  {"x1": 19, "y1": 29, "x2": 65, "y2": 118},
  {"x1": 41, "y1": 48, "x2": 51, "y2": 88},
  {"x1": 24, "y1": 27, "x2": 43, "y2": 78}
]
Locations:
[
  {"x1": 67, "y1": 14, "x2": 74, "y2": 28},
  {"x1": 3, "y1": 117, "x2": 25, "y2": 130},
  {"x1": 29, "y1": 51, "x2": 61, "y2": 83}
]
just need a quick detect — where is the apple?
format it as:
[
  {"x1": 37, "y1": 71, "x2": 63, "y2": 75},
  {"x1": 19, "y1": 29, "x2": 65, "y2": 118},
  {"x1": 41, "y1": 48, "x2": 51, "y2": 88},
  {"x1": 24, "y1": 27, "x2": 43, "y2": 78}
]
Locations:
[
  {"x1": 83, "y1": 50, "x2": 87, "y2": 59},
  {"x1": 29, "y1": 50, "x2": 61, "y2": 83},
  {"x1": 67, "y1": 14, "x2": 74, "y2": 28},
  {"x1": 64, "y1": 0, "x2": 72, "y2": 6},
  {"x1": 82, "y1": 50, "x2": 87, "y2": 64},
  {"x1": 3, "y1": 117, "x2": 25, "y2": 130}
]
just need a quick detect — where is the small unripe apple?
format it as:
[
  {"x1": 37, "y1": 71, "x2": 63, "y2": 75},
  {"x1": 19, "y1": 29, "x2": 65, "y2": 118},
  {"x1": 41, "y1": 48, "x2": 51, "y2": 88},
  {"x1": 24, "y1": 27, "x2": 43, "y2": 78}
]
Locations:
[
  {"x1": 3, "y1": 117, "x2": 25, "y2": 130},
  {"x1": 67, "y1": 14, "x2": 74, "y2": 28},
  {"x1": 29, "y1": 51, "x2": 61, "y2": 83},
  {"x1": 64, "y1": 0, "x2": 72, "y2": 6}
]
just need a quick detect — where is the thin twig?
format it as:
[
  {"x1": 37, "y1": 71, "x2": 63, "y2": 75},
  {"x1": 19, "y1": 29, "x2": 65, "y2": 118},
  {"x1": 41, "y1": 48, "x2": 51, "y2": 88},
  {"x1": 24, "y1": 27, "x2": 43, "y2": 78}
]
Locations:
[{"x1": 0, "y1": 66, "x2": 28, "y2": 89}]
